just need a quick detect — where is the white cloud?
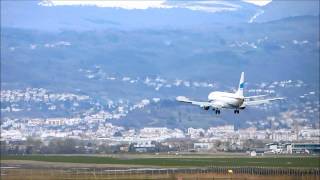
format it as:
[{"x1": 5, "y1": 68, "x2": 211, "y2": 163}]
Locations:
[
  {"x1": 152, "y1": 98, "x2": 160, "y2": 103},
  {"x1": 248, "y1": 9, "x2": 264, "y2": 23},
  {"x1": 230, "y1": 41, "x2": 258, "y2": 49},
  {"x1": 38, "y1": 0, "x2": 241, "y2": 13},
  {"x1": 242, "y1": 0, "x2": 272, "y2": 6},
  {"x1": 30, "y1": 44, "x2": 37, "y2": 50},
  {"x1": 292, "y1": 40, "x2": 309, "y2": 45},
  {"x1": 44, "y1": 41, "x2": 72, "y2": 48},
  {"x1": 39, "y1": 0, "x2": 168, "y2": 9}
]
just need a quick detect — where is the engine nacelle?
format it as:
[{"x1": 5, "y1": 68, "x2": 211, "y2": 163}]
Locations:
[{"x1": 203, "y1": 106, "x2": 210, "y2": 110}]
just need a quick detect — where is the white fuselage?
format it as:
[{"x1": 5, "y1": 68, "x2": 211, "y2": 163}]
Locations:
[{"x1": 208, "y1": 91, "x2": 244, "y2": 109}]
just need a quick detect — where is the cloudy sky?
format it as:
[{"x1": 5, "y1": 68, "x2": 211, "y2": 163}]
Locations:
[{"x1": 39, "y1": 0, "x2": 272, "y2": 12}]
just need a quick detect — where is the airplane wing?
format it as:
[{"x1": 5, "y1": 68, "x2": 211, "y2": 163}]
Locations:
[
  {"x1": 244, "y1": 95, "x2": 267, "y2": 99},
  {"x1": 243, "y1": 97, "x2": 285, "y2": 106},
  {"x1": 176, "y1": 96, "x2": 211, "y2": 107}
]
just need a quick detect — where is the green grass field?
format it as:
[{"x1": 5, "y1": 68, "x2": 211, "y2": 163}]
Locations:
[{"x1": 2, "y1": 155, "x2": 320, "y2": 168}]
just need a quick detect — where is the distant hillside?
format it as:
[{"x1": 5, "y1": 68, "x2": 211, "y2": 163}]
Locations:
[
  {"x1": 2, "y1": 15, "x2": 319, "y2": 91},
  {"x1": 256, "y1": 0, "x2": 319, "y2": 22}
]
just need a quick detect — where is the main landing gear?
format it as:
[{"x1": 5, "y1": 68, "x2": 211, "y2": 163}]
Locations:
[
  {"x1": 215, "y1": 109, "x2": 221, "y2": 114},
  {"x1": 234, "y1": 109, "x2": 240, "y2": 114}
]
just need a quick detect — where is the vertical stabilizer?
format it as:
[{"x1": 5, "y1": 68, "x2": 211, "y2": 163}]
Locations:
[{"x1": 236, "y1": 72, "x2": 244, "y2": 97}]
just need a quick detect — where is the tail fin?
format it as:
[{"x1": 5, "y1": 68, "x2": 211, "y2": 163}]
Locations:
[{"x1": 236, "y1": 72, "x2": 244, "y2": 97}]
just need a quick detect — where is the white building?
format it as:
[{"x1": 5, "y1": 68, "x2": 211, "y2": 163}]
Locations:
[
  {"x1": 194, "y1": 142, "x2": 214, "y2": 151},
  {"x1": 46, "y1": 118, "x2": 66, "y2": 126}
]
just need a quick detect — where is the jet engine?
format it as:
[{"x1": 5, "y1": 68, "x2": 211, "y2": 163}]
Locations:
[{"x1": 202, "y1": 106, "x2": 210, "y2": 110}]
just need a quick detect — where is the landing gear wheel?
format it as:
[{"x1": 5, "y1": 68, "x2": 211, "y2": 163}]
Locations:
[
  {"x1": 234, "y1": 110, "x2": 239, "y2": 114},
  {"x1": 215, "y1": 110, "x2": 221, "y2": 114}
]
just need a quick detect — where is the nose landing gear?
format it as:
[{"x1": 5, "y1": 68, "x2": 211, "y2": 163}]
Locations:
[
  {"x1": 234, "y1": 109, "x2": 240, "y2": 114},
  {"x1": 215, "y1": 109, "x2": 221, "y2": 114}
]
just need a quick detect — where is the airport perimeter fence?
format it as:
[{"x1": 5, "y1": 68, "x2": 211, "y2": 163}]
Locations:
[{"x1": 2, "y1": 166, "x2": 320, "y2": 179}]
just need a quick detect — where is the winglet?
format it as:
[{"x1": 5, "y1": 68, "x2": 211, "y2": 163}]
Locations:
[{"x1": 176, "y1": 96, "x2": 189, "y2": 102}]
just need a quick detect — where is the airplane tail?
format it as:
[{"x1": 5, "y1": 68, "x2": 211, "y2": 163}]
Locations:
[{"x1": 236, "y1": 72, "x2": 244, "y2": 97}]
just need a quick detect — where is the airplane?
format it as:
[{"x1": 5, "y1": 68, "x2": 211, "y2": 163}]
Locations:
[{"x1": 176, "y1": 72, "x2": 284, "y2": 114}]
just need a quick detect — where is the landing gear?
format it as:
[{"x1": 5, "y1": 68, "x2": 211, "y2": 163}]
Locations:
[
  {"x1": 234, "y1": 109, "x2": 240, "y2": 114},
  {"x1": 215, "y1": 109, "x2": 221, "y2": 114}
]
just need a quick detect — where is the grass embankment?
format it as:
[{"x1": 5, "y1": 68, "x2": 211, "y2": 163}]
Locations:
[{"x1": 2, "y1": 155, "x2": 320, "y2": 168}]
